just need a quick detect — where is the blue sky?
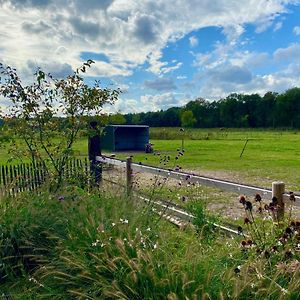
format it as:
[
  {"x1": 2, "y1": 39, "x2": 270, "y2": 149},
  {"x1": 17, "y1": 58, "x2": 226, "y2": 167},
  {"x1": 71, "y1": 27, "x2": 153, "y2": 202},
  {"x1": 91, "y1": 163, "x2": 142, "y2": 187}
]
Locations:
[{"x1": 1, "y1": 0, "x2": 300, "y2": 113}]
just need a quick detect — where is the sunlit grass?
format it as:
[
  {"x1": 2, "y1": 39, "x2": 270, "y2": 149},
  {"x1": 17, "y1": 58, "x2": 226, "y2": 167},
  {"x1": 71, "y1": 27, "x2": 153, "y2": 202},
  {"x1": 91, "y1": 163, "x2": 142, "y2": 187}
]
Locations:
[
  {"x1": 1, "y1": 181, "x2": 300, "y2": 299},
  {"x1": 1, "y1": 128, "x2": 300, "y2": 190}
]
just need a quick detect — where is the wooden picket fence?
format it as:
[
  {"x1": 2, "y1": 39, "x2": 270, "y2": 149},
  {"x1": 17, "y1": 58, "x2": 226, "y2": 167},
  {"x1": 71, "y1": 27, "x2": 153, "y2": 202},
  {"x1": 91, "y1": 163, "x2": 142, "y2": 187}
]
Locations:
[{"x1": 0, "y1": 158, "x2": 90, "y2": 197}]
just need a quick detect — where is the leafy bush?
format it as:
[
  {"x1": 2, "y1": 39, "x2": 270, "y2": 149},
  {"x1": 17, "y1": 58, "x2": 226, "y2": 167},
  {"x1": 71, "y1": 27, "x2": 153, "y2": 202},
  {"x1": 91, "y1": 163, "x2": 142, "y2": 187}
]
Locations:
[{"x1": 0, "y1": 61, "x2": 120, "y2": 188}]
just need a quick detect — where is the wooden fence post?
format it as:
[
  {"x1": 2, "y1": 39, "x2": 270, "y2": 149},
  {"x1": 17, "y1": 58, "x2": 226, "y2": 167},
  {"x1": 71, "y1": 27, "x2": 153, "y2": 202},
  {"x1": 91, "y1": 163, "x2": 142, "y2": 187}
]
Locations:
[
  {"x1": 126, "y1": 157, "x2": 133, "y2": 196},
  {"x1": 88, "y1": 121, "x2": 102, "y2": 185},
  {"x1": 272, "y1": 181, "x2": 285, "y2": 221}
]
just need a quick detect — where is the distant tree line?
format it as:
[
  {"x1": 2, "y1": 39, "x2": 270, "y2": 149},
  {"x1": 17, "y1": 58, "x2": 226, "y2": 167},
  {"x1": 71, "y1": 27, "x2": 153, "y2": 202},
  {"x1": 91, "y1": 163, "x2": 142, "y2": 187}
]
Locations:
[
  {"x1": 2, "y1": 88, "x2": 300, "y2": 129},
  {"x1": 122, "y1": 88, "x2": 300, "y2": 128}
]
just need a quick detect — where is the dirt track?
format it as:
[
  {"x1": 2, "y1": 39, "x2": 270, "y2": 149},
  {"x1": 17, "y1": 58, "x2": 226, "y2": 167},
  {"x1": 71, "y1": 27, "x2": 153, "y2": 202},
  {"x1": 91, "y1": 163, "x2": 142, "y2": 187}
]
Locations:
[{"x1": 102, "y1": 165, "x2": 300, "y2": 223}]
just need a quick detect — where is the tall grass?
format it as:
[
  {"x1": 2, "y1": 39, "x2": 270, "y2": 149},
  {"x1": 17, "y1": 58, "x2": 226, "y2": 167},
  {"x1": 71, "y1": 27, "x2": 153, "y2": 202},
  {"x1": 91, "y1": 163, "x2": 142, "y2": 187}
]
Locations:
[{"x1": 1, "y1": 183, "x2": 300, "y2": 299}]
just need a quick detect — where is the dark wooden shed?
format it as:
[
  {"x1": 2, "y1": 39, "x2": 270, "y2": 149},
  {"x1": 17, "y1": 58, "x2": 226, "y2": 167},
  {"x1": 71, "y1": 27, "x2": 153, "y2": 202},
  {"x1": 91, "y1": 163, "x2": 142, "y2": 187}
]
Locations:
[{"x1": 101, "y1": 125, "x2": 149, "y2": 152}]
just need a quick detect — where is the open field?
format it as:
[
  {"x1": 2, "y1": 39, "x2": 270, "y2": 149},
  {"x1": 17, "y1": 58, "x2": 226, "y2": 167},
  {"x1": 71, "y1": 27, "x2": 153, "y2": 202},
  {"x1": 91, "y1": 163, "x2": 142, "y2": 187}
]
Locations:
[
  {"x1": 116, "y1": 128, "x2": 300, "y2": 192},
  {"x1": 2, "y1": 129, "x2": 300, "y2": 298},
  {"x1": 1, "y1": 128, "x2": 300, "y2": 191}
]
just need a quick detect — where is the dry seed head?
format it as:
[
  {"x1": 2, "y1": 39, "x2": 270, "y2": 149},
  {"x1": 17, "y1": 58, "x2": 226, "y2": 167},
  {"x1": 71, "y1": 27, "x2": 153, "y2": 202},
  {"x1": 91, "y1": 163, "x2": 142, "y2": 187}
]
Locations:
[
  {"x1": 289, "y1": 192, "x2": 296, "y2": 202},
  {"x1": 244, "y1": 217, "x2": 251, "y2": 224},
  {"x1": 239, "y1": 195, "x2": 246, "y2": 205},
  {"x1": 255, "y1": 194, "x2": 262, "y2": 202},
  {"x1": 245, "y1": 201, "x2": 253, "y2": 211}
]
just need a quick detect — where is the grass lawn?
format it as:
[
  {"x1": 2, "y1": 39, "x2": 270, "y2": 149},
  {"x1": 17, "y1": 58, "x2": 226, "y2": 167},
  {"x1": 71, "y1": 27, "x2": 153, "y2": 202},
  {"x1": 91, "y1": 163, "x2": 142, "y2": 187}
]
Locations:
[
  {"x1": 1, "y1": 128, "x2": 300, "y2": 190},
  {"x1": 115, "y1": 129, "x2": 300, "y2": 191}
]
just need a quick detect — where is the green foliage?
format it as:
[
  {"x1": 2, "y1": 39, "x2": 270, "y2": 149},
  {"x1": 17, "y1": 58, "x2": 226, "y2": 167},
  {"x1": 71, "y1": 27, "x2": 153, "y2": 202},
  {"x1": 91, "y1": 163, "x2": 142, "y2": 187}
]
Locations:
[
  {"x1": 275, "y1": 88, "x2": 300, "y2": 128},
  {"x1": 0, "y1": 185, "x2": 229, "y2": 299},
  {"x1": 109, "y1": 112, "x2": 126, "y2": 125},
  {"x1": 122, "y1": 89, "x2": 300, "y2": 128},
  {"x1": 2, "y1": 181, "x2": 300, "y2": 298},
  {"x1": 188, "y1": 201, "x2": 219, "y2": 243},
  {"x1": 227, "y1": 193, "x2": 300, "y2": 299},
  {"x1": 181, "y1": 110, "x2": 196, "y2": 128},
  {"x1": 0, "y1": 61, "x2": 120, "y2": 187}
]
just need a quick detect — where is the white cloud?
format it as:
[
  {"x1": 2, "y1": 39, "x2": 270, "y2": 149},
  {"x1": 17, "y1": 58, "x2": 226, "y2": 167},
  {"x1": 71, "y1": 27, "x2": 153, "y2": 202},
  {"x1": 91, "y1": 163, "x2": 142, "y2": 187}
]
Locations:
[
  {"x1": 108, "y1": 98, "x2": 140, "y2": 113},
  {"x1": 109, "y1": 92, "x2": 190, "y2": 113},
  {"x1": 222, "y1": 24, "x2": 244, "y2": 44},
  {"x1": 229, "y1": 51, "x2": 269, "y2": 69},
  {"x1": 144, "y1": 77, "x2": 177, "y2": 91},
  {"x1": 189, "y1": 36, "x2": 198, "y2": 47},
  {"x1": 255, "y1": 17, "x2": 274, "y2": 33},
  {"x1": 192, "y1": 39, "x2": 300, "y2": 100},
  {"x1": 294, "y1": 26, "x2": 300, "y2": 35},
  {"x1": 1, "y1": 0, "x2": 300, "y2": 112},
  {"x1": 199, "y1": 59, "x2": 300, "y2": 100},
  {"x1": 116, "y1": 83, "x2": 130, "y2": 93},
  {"x1": 140, "y1": 92, "x2": 189, "y2": 111},
  {"x1": 192, "y1": 52, "x2": 212, "y2": 68},
  {"x1": 161, "y1": 62, "x2": 183, "y2": 74},
  {"x1": 0, "y1": 0, "x2": 298, "y2": 79},
  {"x1": 209, "y1": 65, "x2": 253, "y2": 84},
  {"x1": 274, "y1": 43, "x2": 300, "y2": 61},
  {"x1": 273, "y1": 21, "x2": 283, "y2": 31}
]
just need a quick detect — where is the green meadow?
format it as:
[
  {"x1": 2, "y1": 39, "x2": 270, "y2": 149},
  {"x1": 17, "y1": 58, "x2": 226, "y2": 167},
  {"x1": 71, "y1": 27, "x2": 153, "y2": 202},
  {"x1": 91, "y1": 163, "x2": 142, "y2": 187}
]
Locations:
[
  {"x1": 2, "y1": 128, "x2": 300, "y2": 299},
  {"x1": 0, "y1": 128, "x2": 300, "y2": 190},
  {"x1": 114, "y1": 128, "x2": 300, "y2": 191},
  {"x1": 1, "y1": 128, "x2": 300, "y2": 190}
]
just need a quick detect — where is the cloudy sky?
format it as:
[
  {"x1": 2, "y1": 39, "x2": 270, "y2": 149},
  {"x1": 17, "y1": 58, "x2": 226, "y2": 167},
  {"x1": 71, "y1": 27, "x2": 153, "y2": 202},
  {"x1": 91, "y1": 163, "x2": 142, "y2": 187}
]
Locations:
[{"x1": 1, "y1": 0, "x2": 300, "y2": 113}]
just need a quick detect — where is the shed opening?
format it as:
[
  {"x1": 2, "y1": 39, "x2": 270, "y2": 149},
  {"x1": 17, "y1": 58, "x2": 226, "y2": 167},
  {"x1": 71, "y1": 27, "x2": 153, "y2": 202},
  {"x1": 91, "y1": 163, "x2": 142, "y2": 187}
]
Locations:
[{"x1": 102, "y1": 125, "x2": 149, "y2": 152}]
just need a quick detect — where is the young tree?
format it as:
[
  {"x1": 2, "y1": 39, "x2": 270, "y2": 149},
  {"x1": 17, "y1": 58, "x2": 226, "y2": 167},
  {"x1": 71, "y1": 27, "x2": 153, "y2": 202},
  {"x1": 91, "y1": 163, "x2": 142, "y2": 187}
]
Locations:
[
  {"x1": 109, "y1": 112, "x2": 126, "y2": 124},
  {"x1": 181, "y1": 110, "x2": 196, "y2": 128},
  {"x1": 0, "y1": 60, "x2": 120, "y2": 188}
]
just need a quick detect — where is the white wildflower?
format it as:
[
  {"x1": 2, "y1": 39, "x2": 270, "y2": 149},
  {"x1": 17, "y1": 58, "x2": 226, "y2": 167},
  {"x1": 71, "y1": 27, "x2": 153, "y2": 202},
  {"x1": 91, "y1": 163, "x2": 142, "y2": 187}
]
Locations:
[
  {"x1": 29, "y1": 277, "x2": 44, "y2": 287},
  {"x1": 112, "y1": 222, "x2": 116, "y2": 227},
  {"x1": 146, "y1": 227, "x2": 151, "y2": 231},
  {"x1": 280, "y1": 288, "x2": 288, "y2": 295},
  {"x1": 92, "y1": 239, "x2": 100, "y2": 247}
]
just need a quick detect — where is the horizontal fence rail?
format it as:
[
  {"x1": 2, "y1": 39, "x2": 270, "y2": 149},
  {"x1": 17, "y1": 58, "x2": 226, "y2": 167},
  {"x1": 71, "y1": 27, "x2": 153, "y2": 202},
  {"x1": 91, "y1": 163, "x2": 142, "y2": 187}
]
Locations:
[
  {"x1": 96, "y1": 155, "x2": 300, "y2": 206},
  {"x1": 98, "y1": 174, "x2": 243, "y2": 236},
  {"x1": 139, "y1": 195, "x2": 243, "y2": 236}
]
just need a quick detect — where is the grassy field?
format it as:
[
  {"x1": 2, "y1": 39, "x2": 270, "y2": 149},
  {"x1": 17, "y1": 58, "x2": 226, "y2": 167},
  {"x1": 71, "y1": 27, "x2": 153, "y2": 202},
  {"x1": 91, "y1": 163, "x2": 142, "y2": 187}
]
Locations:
[
  {"x1": 2, "y1": 128, "x2": 300, "y2": 298},
  {"x1": 1, "y1": 128, "x2": 300, "y2": 190},
  {"x1": 117, "y1": 128, "x2": 300, "y2": 191}
]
